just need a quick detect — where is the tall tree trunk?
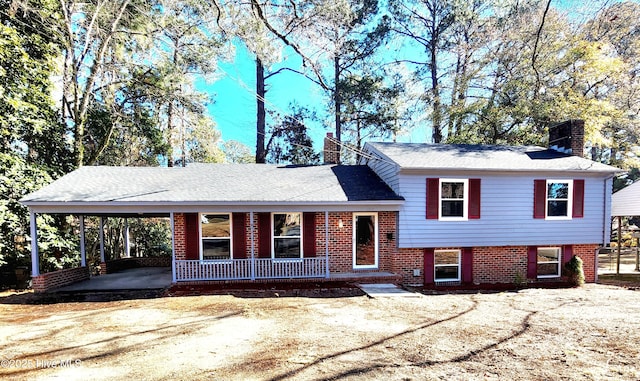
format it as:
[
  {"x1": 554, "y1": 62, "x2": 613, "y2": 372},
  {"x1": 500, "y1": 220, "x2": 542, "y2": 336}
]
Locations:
[
  {"x1": 256, "y1": 58, "x2": 266, "y2": 163},
  {"x1": 430, "y1": 40, "x2": 443, "y2": 143},
  {"x1": 334, "y1": 55, "x2": 341, "y2": 164}
]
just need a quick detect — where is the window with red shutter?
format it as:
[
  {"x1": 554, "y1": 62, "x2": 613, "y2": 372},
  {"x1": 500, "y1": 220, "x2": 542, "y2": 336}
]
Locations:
[
  {"x1": 184, "y1": 213, "x2": 200, "y2": 260},
  {"x1": 461, "y1": 248, "x2": 473, "y2": 283},
  {"x1": 303, "y1": 212, "x2": 316, "y2": 258},
  {"x1": 468, "y1": 179, "x2": 481, "y2": 219},
  {"x1": 426, "y1": 178, "x2": 439, "y2": 219},
  {"x1": 427, "y1": 178, "x2": 481, "y2": 221},
  {"x1": 535, "y1": 179, "x2": 583, "y2": 219},
  {"x1": 572, "y1": 180, "x2": 585, "y2": 218},
  {"x1": 533, "y1": 180, "x2": 547, "y2": 219},
  {"x1": 424, "y1": 248, "x2": 435, "y2": 284},
  {"x1": 257, "y1": 212, "x2": 271, "y2": 258},
  {"x1": 232, "y1": 213, "x2": 246, "y2": 259}
]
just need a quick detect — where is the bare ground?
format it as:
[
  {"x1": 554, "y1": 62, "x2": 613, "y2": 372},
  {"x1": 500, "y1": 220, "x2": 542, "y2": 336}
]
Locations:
[{"x1": 1, "y1": 282, "x2": 639, "y2": 381}]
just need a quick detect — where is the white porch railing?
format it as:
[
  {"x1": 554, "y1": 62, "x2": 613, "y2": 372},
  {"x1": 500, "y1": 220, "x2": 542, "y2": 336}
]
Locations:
[{"x1": 174, "y1": 257, "x2": 328, "y2": 281}]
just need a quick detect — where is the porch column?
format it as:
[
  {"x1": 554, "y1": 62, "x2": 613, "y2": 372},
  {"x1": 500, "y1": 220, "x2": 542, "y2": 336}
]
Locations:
[
  {"x1": 170, "y1": 212, "x2": 176, "y2": 283},
  {"x1": 29, "y1": 210, "x2": 40, "y2": 277},
  {"x1": 124, "y1": 218, "x2": 130, "y2": 258},
  {"x1": 99, "y1": 216, "x2": 105, "y2": 262},
  {"x1": 250, "y1": 211, "x2": 255, "y2": 280},
  {"x1": 325, "y1": 211, "x2": 330, "y2": 278},
  {"x1": 79, "y1": 215, "x2": 86, "y2": 267}
]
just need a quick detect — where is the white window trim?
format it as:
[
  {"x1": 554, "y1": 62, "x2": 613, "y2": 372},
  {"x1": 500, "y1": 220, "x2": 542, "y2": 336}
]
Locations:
[
  {"x1": 439, "y1": 178, "x2": 469, "y2": 221},
  {"x1": 271, "y1": 212, "x2": 303, "y2": 260},
  {"x1": 545, "y1": 179, "x2": 573, "y2": 220},
  {"x1": 199, "y1": 213, "x2": 233, "y2": 261},
  {"x1": 537, "y1": 246, "x2": 562, "y2": 278},
  {"x1": 434, "y1": 249, "x2": 461, "y2": 282},
  {"x1": 353, "y1": 212, "x2": 379, "y2": 269}
]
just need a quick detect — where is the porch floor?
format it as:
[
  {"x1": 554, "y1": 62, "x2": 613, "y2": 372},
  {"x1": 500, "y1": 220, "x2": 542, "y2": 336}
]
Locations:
[
  {"x1": 52, "y1": 268, "x2": 400, "y2": 293},
  {"x1": 55, "y1": 267, "x2": 172, "y2": 292}
]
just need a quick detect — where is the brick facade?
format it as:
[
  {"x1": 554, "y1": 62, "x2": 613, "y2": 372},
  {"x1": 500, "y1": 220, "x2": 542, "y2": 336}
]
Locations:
[
  {"x1": 421, "y1": 244, "x2": 600, "y2": 287},
  {"x1": 174, "y1": 213, "x2": 186, "y2": 260},
  {"x1": 171, "y1": 212, "x2": 600, "y2": 288},
  {"x1": 100, "y1": 257, "x2": 172, "y2": 274},
  {"x1": 32, "y1": 266, "x2": 91, "y2": 293}
]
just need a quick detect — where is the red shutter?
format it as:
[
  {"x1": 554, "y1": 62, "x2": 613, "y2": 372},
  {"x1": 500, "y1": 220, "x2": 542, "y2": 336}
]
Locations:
[
  {"x1": 424, "y1": 248, "x2": 435, "y2": 284},
  {"x1": 461, "y1": 248, "x2": 473, "y2": 283},
  {"x1": 572, "y1": 180, "x2": 585, "y2": 218},
  {"x1": 468, "y1": 179, "x2": 481, "y2": 219},
  {"x1": 533, "y1": 179, "x2": 546, "y2": 219},
  {"x1": 232, "y1": 213, "x2": 247, "y2": 259},
  {"x1": 303, "y1": 212, "x2": 316, "y2": 257},
  {"x1": 185, "y1": 213, "x2": 200, "y2": 260},
  {"x1": 426, "y1": 178, "x2": 439, "y2": 219},
  {"x1": 563, "y1": 245, "x2": 573, "y2": 269},
  {"x1": 527, "y1": 246, "x2": 538, "y2": 279},
  {"x1": 257, "y1": 212, "x2": 272, "y2": 258}
]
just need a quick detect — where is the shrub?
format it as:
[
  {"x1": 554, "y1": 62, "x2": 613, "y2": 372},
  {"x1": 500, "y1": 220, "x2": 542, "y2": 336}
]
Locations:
[{"x1": 564, "y1": 255, "x2": 585, "y2": 286}]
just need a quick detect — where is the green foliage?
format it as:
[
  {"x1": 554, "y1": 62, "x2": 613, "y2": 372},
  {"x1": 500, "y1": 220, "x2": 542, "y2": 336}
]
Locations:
[
  {"x1": 564, "y1": 255, "x2": 585, "y2": 287},
  {"x1": 267, "y1": 107, "x2": 320, "y2": 165},
  {"x1": 222, "y1": 140, "x2": 255, "y2": 164},
  {"x1": 0, "y1": 0, "x2": 75, "y2": 273},
  {"x1": 0, "y1": 155, "x2": 78, "y2": 272}
]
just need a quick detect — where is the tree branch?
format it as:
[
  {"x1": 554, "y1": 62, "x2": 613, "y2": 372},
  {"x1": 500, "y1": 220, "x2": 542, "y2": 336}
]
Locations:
[
  {"x1": 249, "y1": 0, "x2": 330, "y2": 90},
  {"x1": 531, "y1": 0, "x2": 552, "y2": 94}
]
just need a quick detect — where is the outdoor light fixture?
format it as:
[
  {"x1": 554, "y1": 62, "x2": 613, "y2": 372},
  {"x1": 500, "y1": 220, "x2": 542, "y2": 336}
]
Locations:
[{"x1": 338, "y1": 219, "x2": 344, "y2": 228}]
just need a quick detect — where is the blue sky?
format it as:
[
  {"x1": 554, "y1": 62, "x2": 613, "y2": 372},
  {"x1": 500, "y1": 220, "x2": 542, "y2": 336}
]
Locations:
[
  {"x1": 199, "y1": 0, "x2": 625, "y2": 157},
  {"x1": 201, "y1": 43, "x2": 328, "y2": 155}
]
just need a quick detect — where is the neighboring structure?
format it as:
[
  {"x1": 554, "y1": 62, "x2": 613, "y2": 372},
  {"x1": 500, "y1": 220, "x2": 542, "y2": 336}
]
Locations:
[
  {"x1": 21, "y1": 120, "x2": 622, "y2": 291},
  {"x1": 612, "y1": 180, "x2": 640, "y2": 217}
]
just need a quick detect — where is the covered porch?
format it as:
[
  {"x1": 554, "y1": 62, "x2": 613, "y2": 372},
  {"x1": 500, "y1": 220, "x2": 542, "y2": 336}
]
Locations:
[{"x1": 20, "y1": 164, "x2": 404, "y2": 292}]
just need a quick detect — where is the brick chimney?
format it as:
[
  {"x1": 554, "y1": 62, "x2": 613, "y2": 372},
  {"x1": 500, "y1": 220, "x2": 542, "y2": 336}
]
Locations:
[
  {"x1": 323, "y1": 132, "x2": 339, "y2": 164},
  {"x1": 548, "y1": 119, "x2": 584, "y2": 158}
]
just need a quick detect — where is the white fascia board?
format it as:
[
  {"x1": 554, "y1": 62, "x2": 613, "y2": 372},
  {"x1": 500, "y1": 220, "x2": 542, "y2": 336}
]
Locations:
[
  {"x1": 399, "y1": 168, "x2": 621, "y2": 177},
  {"x1": 24, "y1": 200, "x2": 404, "y2": 214}
]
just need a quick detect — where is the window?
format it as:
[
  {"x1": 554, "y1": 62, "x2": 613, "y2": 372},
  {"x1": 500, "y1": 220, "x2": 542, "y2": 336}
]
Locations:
[
  {"x1": 537, "y1": 247, "x2": 561, "y2": 278},
  {"x1": 534, "y1": 179, "x2": 582, "y2": 220},
  {"x1": 547, "y1": 180, "x2": 572, "y2": 219},
  {"x1": 427, "y1": 178, "x2": 481, "y2": 220},
  {"x1": 434, "y1": 249, "x2": 461, "y2": 282},
  {"x1": 200, "y1": 213, "x2": 231, "y2": 260},
  {"x1": 273, "y1": 213, "x2": 302, "y2": 259},
  {"x1": 440, "y1": 179, "x2": 468, "y2": 220}
]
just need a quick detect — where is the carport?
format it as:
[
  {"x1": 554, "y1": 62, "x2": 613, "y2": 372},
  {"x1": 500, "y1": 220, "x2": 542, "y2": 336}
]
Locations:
[
  {"x1": 21, "y1": 207, "x2": 178, "y2": 293},
  {"x1": 55, "y1": 267, "x2": 172, "y2": 292},
  {"x1": 610, "y1": 180, "x2": 640, "y2": 273}
]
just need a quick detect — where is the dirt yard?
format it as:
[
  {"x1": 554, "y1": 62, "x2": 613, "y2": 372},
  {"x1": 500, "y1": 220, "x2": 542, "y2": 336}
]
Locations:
[{"x1": 1, "y1": 283, "x2": 639, "y2": 381}]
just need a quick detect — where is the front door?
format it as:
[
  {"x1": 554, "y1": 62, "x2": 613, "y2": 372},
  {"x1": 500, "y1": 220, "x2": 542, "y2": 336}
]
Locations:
[{"x1": 353, "y1": 213, "x2": 378, "y2": 269}]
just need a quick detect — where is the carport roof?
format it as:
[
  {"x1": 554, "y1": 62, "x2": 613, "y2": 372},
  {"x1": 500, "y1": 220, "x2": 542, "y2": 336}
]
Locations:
[{"x1": 21, "y1": 164, "x2": 404, "y2": 208}]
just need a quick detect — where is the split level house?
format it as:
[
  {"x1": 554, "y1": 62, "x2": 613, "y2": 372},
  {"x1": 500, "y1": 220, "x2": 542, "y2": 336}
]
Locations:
[{"x1": 21, "y1": 120, "x2": 621, "y2": 292}]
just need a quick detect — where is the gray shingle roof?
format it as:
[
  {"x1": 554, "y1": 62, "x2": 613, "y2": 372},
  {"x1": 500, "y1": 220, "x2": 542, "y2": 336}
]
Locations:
[
  {"x1": 21, "y1": 164, "x2": 403, "y2": 204},
  {"x1": 366, "y1": 142, "x2": 621, "y2": 173}
]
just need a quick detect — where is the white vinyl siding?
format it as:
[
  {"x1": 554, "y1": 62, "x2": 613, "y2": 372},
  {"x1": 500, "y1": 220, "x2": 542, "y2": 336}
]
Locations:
[
  {"x1": 362, "y1": 147, "x2": 400, "y2": 194},
  {"x1": 397, "y1": 173, "x2": 609, "y2": 248}
]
